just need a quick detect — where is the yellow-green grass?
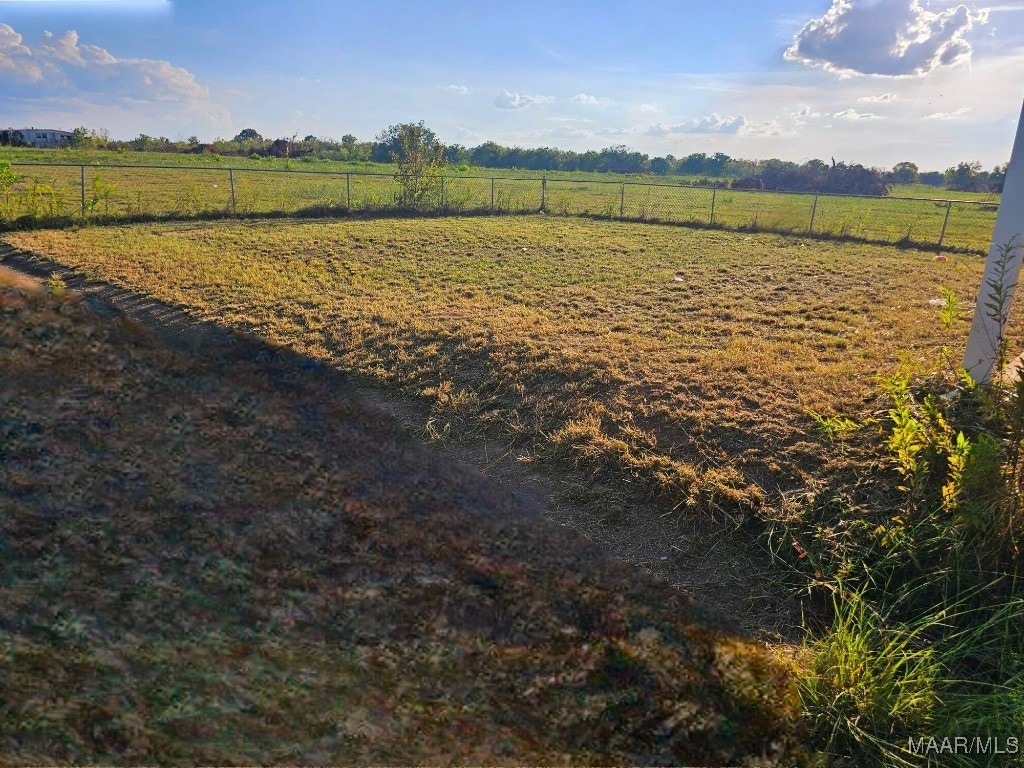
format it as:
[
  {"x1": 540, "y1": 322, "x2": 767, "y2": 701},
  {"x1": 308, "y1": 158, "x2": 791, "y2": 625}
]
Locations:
[
  {"x1": 6, "y1": 216, "x2": 1009, "y2": 522},
  {"x1": 0, "y1": 266, "x2": 804, "y2": 763},
  {"x1": 3, "y1": 149, "x2": 1007, "y2": 200},
  {"x1": 890, "y1": 182, "x2": 1001, "y2": 202},
  {"x1": 0, "y1": 146, "x2": 661, "y2": 182},
  {"x1": 3, "y1": 149, "x2": 998, "y2": 252}
]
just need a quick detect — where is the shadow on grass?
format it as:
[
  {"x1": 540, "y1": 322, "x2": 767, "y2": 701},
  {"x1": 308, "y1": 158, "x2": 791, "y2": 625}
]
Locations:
[{"x1": 0, "y1": 244, "x2": 808, "y2": 764}]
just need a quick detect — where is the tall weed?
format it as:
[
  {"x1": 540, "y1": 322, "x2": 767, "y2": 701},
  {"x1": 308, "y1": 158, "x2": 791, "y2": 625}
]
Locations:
[{"x1": 779, "y1": 247, "x2": 1024, "y2": 765}]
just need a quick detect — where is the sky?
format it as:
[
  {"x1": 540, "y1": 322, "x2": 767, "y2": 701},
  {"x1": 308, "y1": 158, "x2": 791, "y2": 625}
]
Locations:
[{"x1": 1, "y1": 0, "x2": 1023, "y2": 170}]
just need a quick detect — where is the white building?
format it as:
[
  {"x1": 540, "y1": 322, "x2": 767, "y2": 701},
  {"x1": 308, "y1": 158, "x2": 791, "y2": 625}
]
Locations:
[{"x1": 3, "y1": 128, "x2": 74, "y2": 148}]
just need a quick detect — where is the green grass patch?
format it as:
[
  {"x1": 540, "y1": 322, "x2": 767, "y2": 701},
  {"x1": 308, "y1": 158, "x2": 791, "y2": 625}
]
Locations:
[{"x1": 0, "y1": 149, "x2": 999, "y2": 252}]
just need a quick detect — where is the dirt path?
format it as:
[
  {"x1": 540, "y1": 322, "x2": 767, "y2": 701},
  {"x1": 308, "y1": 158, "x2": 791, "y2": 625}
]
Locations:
[{"x1": 2, "y1": 243, "x2": 803, "y2": 644}]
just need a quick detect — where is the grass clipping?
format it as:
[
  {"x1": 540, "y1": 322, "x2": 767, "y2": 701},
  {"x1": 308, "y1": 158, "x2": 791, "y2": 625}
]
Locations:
[{"x1": 0, "y1": 266, "x2": 804, "y2": 764}]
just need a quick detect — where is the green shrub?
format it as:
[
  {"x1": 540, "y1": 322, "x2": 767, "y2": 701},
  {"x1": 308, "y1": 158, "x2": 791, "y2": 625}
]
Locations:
[{"x1": 775, "y1": 255, "x2": 1024, "y2": 765}]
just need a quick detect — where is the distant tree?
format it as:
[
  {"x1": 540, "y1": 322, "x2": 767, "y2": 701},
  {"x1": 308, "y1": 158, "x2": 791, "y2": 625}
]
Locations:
[
  {"x1": 132, "y1": 134, "x2": 155, "y2": 151},
  {"x1": 705, "y1": 152, "x2": 731, "y2": 177},
  {"x1": 234, "y1": 128, "x2": 263, "y2": 143},
  {"x1": 891, "y1": 161, "x2": 919, "y2": 185},
  {"x1": 69, "y1": 126, "x2": 108, "y2": 149},
  {"x1": 944, "y1": 161, "x2": 983, "y2": 191},
  {"x1": 919, "y1": 171, "x2": 945, "y2": 187},
  {"x1": 381, "y1": 122, "x2": 446, "y2": 208},
  {"x1": 303, "y1": 134, "x2": 318, "y2": 142},
  {"x1": 650, "y1": 156, "x2": 673, "y2": 175},
  {"x1": 470, "y1": 141, "x2": 504, "y2": 168},
  {"x1": 331, "y1": 134, "x2": 368, "y2": 161},
  {"x1": 752, "y1": 157, "x2": 888, "y2": 195},
  {"x1": 444, "y1": 143, "x2": 470, "y2": 166},
  {"x1": 804, "y1": 158, "x2": 829, "y2": 176},
  {"x1": 824, "y1": 162, "x2": 890, "y2": 196},
  {"x1": 265, "y1": 138, "x2": 293, "y2": 158},
  {"x1": 757, "y1": 158, "x2": 802, "y2": 190},
  {"x1": 374, "y1": 121, "x2": 440, "y2": 164},
  {"x1": 70, "y1": 127, "x2": 90, "y2": 148},
  {"x1": 677, "y1": 153, "x2": 708, "y2": 175},
  {"x1": 988, "y1": 163, "x2": 1008, "y2": 193},
  {"x1": 598, "y1": 145, "x2": 649, "y2": 174}
]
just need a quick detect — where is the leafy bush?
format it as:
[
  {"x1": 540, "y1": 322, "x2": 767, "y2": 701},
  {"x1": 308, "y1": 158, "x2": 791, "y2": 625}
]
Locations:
[
  {"x1": 386, "y1": 121, "x2": 446, "y2": 210},
  {"x1": 771, "y1": 257, "x2": 1024, "y2": 765}
]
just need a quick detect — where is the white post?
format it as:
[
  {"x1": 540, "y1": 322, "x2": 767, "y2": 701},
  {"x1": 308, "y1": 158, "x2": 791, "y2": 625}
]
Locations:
[{"x1": 963, "y1": 99, "x2": 1024, "y2": 384}]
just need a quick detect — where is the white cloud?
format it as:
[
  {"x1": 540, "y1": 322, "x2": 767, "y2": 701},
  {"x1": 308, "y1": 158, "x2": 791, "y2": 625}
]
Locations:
[
  {"x1": 0, "y1": 23, "x2": 43, "y2": 82},
  {"x1": 637, "y1": 102, "x2": 661, "y2": 114},
  {"x1": 857, "y1": 93, "x2": 898, "y2": 103},
  {"x1": 791, "y1": 105, "x2": 822, "y2": 121},
  {"x1": 494, "y1": 89, "x2": 552, "y2": 110},
  {"x1": 743, "y1": 119, "x2": 789, "y2": 137},
  {"x1": 646, "y1": 113, "x2": 748, "y2": 135},
  {"x1": 785, "y1": 0, "x2": 990, "y2": 77},
  {"x1": 0, "y1": 23, "x2": 227, "y2": 126},
  {"x1": 42, "y1": 30, "x2": 116, "y2": 67},
  {"x1": 833, "y1": 108, "x2": 881, "y2": 119},
  {"x1": 924, "y1": 106, "x2": 973, "y2": 119},
  {"x1": 571, "y1": 92, "x2": 600, "y2": 105},
  {"x1": 439, "y1": 84, "x2": 469, "y2": 95}
]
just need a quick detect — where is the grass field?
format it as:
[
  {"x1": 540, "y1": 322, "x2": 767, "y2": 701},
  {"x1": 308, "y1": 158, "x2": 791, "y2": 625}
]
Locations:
[
  {"x1": 6, "y1": 214, "x2": 1022, "y2": 765},
  {"x1": 0, "y1": 265, "x2": 804, "y2": 764},
  {"x1": 1, "y1": 147, "x2": 1005, "y2": 200},
  {"x1": 5, "y1": 216, "x2": 1005, "y2": 520},
  {"x1": 2, "y1": 147, "x2": 999, "y2": 253}
]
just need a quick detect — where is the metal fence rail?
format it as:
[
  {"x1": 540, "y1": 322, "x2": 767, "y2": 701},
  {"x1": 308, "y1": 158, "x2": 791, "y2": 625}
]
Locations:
[{"x1": 2, "y1": 162, "x2": 998, "y2": 253}]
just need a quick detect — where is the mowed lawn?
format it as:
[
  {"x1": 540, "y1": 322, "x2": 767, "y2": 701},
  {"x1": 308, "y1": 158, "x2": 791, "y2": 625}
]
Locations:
[
  {"x1": 4, "y1": 216, "x2": 1000, "y2": 517},
  {"x1": 0, "y1": 267, "x2": 802, "y2": 764}
]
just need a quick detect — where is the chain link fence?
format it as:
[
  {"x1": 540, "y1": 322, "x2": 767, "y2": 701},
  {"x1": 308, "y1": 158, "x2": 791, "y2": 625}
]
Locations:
[{"x1": 2, "y1": 162, "x2": 998, "y2": 253}]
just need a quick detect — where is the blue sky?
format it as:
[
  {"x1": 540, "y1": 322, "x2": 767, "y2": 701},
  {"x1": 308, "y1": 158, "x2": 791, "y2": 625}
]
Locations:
[{"x1": 1, "y1": 0, "x2": 1023, "y2": 170}]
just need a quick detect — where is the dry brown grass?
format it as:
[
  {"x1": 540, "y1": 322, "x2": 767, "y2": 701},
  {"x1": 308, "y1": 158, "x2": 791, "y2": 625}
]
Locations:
[
  {"x1": 0, "y1": 268, "x2": 805, "y2": 763},
  {"x1": 5, "y1": 216, "x2": 1005, "y2": 523}
]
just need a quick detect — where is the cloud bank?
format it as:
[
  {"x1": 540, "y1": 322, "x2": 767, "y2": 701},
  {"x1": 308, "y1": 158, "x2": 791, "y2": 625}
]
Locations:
[
  {"x1": 785, "y1": 0, "x2": 989, "y2": 77},
  {"x1": 0, "y1": 23, "x2": 226, "y2": 124},
  {"x1": 646, "y1": 113, "x2": 747, "y2": 135}
]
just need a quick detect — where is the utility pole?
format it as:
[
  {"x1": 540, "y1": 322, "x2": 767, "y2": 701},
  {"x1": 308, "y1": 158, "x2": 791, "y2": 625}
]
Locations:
[{"x1": 963, "y1": 99, "x2": 1024, "y2": 384}]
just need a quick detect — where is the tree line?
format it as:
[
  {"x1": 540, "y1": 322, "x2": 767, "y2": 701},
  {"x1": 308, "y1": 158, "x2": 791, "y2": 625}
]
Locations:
[{"x1": 7, "y1": 124, "x2": 1007, "y2": 197}]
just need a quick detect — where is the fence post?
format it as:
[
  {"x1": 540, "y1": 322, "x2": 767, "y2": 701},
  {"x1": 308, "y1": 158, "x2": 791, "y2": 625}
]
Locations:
[
  {"x1": 809, "y1": 193, "x2": 819, "y2": 234},
  {"x1": 710, "y1": 188, "x2": 717, "y2": 225},
  {"x1": 937, "y1": 200, "x2": 952, "y2": 253},
  {"x1": 620, "y1": 183, "x2": 625, "y2": 218},
  {"x1": 80, "y1": 165, "x2": 86, "y2": 217},
  {"x1": 229, "y1": 169, "x2": 236, "y2": 213},
  {"x1": 541, "y1": 176, "x2": 547, "y2": 212},
  {"x1": 346, "y1": 173, "x2": 352, "y2": 210},
  {"x1": 491, "y1": 178, "x2": 495, "y2": 212},
  {"x1": 440, "y1": 175, "x2": 446, "y2": 213}
]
